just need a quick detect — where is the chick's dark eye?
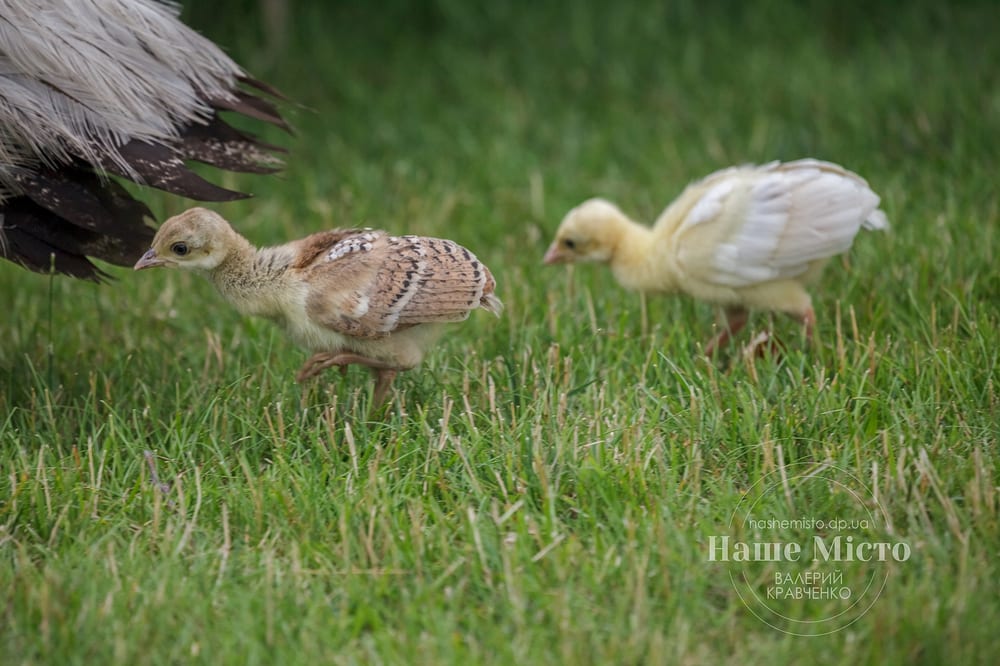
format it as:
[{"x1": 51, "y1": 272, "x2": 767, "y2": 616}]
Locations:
[
  {"x1": 563, "y1": 238, "x2": 577, "y2": 250},
  {"x1": 170, "y1": 242, "x2": 189, "y2": 256}
]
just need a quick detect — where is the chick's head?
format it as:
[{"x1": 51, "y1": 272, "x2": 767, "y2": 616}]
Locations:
[
  {"x1": 544, "y1": 198, "x2": 629, "y2": 265},
  {"x1": 134, "y1": 208, "x2": 238, "y2": 272}
]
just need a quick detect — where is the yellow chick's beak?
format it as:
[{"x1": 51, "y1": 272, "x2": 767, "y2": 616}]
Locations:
[
  {"x1": 133, "y1": 248, "x2": 165, "y2": 270},
  {"x1": 543, "y1": 242, "x2": 569, "y2": 265}
]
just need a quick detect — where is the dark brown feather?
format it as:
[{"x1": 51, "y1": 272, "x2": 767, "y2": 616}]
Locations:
[
  {"x1": 237, "y1": 75, "x2": 288, "y2": 101},
  {"x1": 1, "y1": 164, "x2": 155, "y2": 278},
  {"x1": 210, "y1": 91, "x2": 292, "y2": 133},
  {"x1": 180, "y1": 116, "x2": 286, "y2": 174},
  {"x1": 98, "y1": 140, "x2": 251, "y2": 202},
  {"x1": 1, "y1": 205, "x2": 111, "y2": 280},
  {"x1": 15, "y1": 168, "x2": 154, "y2": 239}
]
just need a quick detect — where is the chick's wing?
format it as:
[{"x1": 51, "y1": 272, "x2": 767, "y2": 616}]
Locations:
[
  {"x1": 303, "y1": 232, "x2": 495, "y2": 339},
  {"x1": 662, "y1": 160, "x2": 883, "y2": 289}
]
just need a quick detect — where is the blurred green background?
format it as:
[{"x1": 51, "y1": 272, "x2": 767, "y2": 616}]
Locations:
[{"x1": 184, "y1": 0, "x2": 998, "y2": 203}]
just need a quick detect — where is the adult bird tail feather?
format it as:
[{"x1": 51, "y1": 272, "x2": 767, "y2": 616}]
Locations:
[{"x1": 0, "y1": 0, "x2": 289, "y2": 281}]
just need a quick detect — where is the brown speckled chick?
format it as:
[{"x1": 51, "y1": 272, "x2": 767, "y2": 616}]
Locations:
[{"x1": 135, "y1": 207, "x2": 502, "y2": 404}]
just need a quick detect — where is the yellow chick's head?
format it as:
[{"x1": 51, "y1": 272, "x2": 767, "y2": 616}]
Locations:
[
  {"x1": 544, "y1": 198, "x2": 629, "y2": 265},
  {"x1": 134, "y1": 207, "x2": 239, "y2": 273}
]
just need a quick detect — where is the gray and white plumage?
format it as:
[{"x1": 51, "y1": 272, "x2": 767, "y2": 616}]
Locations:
[{"x1": 0, "y1": 0, "x2": 288, "y2": 280}]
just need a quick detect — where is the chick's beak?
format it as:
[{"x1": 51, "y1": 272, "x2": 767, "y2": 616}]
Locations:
[
  {"x1": 133, "y1": 248, "x2": 165, "y2": 270},
  {"x1": 543, "y1": 242, "x2": 568, "y2": 265}
]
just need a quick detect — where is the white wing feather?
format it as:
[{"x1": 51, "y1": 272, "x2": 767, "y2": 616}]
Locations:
[{"x1": 669, "y1": 160, "x2": 886, "y2": 288}]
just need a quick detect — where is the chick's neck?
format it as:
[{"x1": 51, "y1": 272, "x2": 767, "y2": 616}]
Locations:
[
  {"x1": 609, "y1": 217, "x2": 679, "y2": 294},
  {"x1": 208, "y1": 236, "x2": 292, "y2": 318}
]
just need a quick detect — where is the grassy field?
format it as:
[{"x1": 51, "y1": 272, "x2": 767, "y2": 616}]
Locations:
[{"x1": 2, "y1": 1, "x2": 998, "y2": 663}]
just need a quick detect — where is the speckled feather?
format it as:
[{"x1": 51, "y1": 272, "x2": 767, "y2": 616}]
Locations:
[{"x1": 303, "y1": 231, "x2": 501, "y2": 339}]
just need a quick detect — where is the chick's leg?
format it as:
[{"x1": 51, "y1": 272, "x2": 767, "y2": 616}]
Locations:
[
  {"x1": 704, "y1": 307, "x2": 749, "y2": 356},
  {"x1": 372, "y1": 369, "x2": 398, "y2": 406},
  {"x1": 331, "y1": 354, "x2": 401, "y2": 405},
  {"x1": 296, "y1": 352, "x2": 348, "y2": 382},
  {"x1": 296, "y1": 352, "x2": 402, "y2": 405},
  {"x1": 800, "y1": 306, "x2": 816, "y2": 342}
]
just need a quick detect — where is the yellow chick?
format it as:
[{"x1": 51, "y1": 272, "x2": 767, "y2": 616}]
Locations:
[
  {"x1": 135, "y1": 208, "x2": 502, "y2": 404},
  {"x1": 544, "y1": 159, "x2": 887, "y2": 354}
]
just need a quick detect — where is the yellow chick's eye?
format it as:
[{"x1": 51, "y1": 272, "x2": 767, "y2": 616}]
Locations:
[
  {"x1": 171, "y1": 242, "x2": 189, "y2": 256},
  {"x1": 562, "y1": 238, "x2": 577, "y2": 250}
]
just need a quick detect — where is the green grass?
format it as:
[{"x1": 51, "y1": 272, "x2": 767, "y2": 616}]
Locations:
[{"x1": 2, "y1": 1, "x2": 998, "y2": 663}]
